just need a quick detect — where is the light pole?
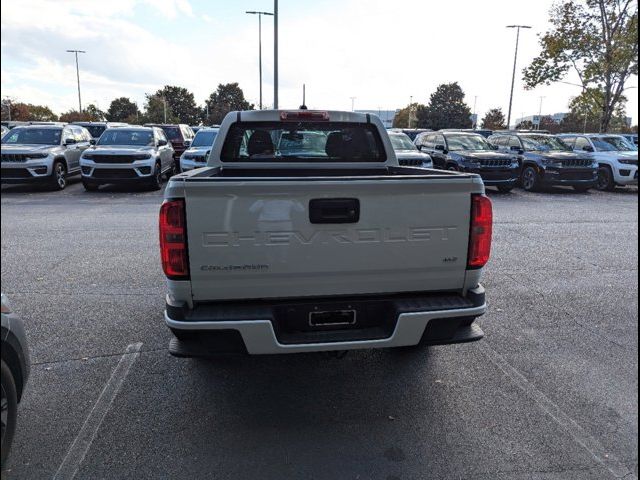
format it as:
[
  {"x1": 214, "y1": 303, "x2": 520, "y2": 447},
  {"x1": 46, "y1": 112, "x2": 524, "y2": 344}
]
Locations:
[
  {"x1": 537, "y1": 96, "x2": 545, "y2": 130},
  {"x1": 349, "y1": 96, "x2": 356, "y2": 112},
  {"x1": 472, "y1": 96, "x2": 478, "y2": 129},
  {"x1": 246, "y1": 10, "x2": 274, "y2": 110},
  {"x1": 408, "y1": 95, "x2": 413, "y2": 128},
  {"x1": 273, "y1": 0, "x2": 279, "y2": 109},
  {"x1": 505, "y1": 25, "x2": 531, "y2": 129},
  {"x1": 66, "y1": 50, "x2": 86, "y2": 112}
]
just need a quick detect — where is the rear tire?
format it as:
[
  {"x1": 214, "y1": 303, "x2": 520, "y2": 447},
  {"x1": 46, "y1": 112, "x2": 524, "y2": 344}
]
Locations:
[
  {"x1": 596, "y1": 166, "x2": 615, "y2": 191},
  {"x1": 1, "y1": 359, "x2": 18, "y2": 468},
  {"x1": 521, "y1": 166, "x2": 539, "y2": 192},
  {"x1": 447, "y1": 164, "x2": 458, "y2": 172},
  {"x1": 49, "y1": 160, "x2": 67, "y2": 190}
]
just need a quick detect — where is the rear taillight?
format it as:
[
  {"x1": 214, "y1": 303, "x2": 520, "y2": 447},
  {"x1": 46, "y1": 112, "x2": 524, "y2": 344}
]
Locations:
[
  {"x1": 467, "y1": 194, "x2": 493, "y2": 269},
  {"x1": 159, "y1": 199, "x2": 189, "y2": 279}
]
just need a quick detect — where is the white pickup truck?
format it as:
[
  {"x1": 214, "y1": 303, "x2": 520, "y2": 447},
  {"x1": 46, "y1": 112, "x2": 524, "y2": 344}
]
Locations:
[{"x1": 159, "y1": 110, "x2": 492, "y2": 356}]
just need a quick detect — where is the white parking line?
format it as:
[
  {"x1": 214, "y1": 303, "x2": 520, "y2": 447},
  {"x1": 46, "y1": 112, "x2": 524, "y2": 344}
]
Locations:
[
  {"x1": 53, "y1": 343, "x2": 143, "y2": 480},
  {"x1": 479, "y1": 342, "x2": 636, "y2": 480}
]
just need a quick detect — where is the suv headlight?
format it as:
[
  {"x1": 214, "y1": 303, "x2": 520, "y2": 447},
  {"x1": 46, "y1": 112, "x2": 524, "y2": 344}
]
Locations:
[
  {"x1": 132, "y1": 154, "x2": 152, "y2": 160},
  {"x1": 542, "y1": 158, "x2": 563, "y2": 167},
  {"x1": 83, "y1": 153, "x2": 95, "y2": 160},
  {"x1": 619, "y1": 158, "x2": 637, "y2": 165}
]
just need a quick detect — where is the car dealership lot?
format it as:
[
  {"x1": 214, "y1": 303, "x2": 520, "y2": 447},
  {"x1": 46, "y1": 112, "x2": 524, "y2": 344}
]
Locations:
[{"x1": 1, "y1": 181, "x2": 637, "y2": 479}]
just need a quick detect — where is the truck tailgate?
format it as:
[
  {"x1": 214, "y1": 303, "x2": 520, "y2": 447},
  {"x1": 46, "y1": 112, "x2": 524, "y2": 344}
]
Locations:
[{"x1": 184, "y1": 176, "x2": 475, "y2": 301}]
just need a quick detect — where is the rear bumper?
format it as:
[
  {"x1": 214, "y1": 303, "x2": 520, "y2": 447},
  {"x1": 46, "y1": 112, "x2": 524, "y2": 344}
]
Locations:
[{"x1": 164, "y1": 286, "x2": 487, "y2": 355}]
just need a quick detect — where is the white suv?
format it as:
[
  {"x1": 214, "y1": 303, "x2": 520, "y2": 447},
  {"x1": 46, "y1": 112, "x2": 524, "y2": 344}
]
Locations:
[{"x1": 559, "y1": 134, "x2": 638, "y2": 191}]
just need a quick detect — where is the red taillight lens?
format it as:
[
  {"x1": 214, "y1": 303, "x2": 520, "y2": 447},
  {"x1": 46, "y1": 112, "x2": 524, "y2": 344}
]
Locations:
[
  {"x1": 468, "y1": 194, "x2": 493, "y2": 269},
  {"x1": 159, "y1": 199, "x2": 189, "y2": 279}
]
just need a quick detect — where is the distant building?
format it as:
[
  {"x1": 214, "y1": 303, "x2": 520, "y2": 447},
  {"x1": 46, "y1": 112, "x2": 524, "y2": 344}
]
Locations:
[{"x1": 355, "y1": 110, "x2": 397, "y2": 128}]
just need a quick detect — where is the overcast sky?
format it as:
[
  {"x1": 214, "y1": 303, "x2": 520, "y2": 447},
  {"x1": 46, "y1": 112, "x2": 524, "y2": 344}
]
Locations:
[{"x1": 1, "y1": 0, "x2": 637, "y2": 125}]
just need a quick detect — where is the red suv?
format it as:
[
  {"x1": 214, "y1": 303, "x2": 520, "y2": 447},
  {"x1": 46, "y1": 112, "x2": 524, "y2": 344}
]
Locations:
[{"x1": 144, "y1": 124, "x2": 195, "y2": 163}]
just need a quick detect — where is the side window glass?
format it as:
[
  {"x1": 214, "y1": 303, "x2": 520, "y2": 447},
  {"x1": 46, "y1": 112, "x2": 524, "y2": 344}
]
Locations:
[
  {"x1": 562, "y1": 136, "x2": 576, "y2": 148},
  {"x1": 62, "y1": 128, "x2": 74, "y2": 144},
  {"x1": 575, "y1": 137, "x2": 591, "y2": 150},
  {"x1": 509, "y1": 137, "x2": 521, "y2": 148}
]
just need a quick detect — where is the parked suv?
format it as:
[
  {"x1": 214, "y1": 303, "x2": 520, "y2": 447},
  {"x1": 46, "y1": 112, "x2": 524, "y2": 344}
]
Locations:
[
  {"x1": 388, "y1": 131, "x2": 433, "y2": 168},
  {"x1": 144, "y1": 124, "x2": 194, "y2": 167},
  {"x1": 488, "y1": 132, "x2": 598, "y2": 192},
  {"x1": 80, "y1": 127, "x2": 175, "y2": 191},
  {"x1": 416, "y1": 131, "x2": 519, "y2": 192},
  {"x1": 180, "y1": 127, "x2": 219, "y2": 172},
  {"x1": 1, "y1": 124, "x2": 91, "y2": 190},
  {"x1": 72, "y1": 121, "x2": 128, "y2": 141},
  {"x1": 558, "y1": 133, "x2": 638, "y2": 191}
]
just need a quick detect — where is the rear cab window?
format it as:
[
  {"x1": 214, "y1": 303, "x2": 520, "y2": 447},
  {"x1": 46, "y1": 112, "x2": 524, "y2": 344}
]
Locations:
[{"x1": 220, "y1": 122, "x2": 387, "y2": 163}]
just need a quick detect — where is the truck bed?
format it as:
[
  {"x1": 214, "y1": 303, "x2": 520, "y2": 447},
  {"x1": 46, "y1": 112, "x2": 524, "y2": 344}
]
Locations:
[{"x1": 167, "y1": 166, "x2": 483, "y2": 302}]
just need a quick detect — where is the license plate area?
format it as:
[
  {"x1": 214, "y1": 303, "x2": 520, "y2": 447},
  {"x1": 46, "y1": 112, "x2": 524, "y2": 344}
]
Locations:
[{"x1": 309, "y1": 309, "x2": 356, "y2": 327}]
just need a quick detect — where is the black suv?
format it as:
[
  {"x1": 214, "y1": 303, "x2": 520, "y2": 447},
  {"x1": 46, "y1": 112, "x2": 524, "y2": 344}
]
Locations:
[
  {"x1": 144, "y1": 124, "x2": 195, "y2": 169},
  {"x1": 415, "y1": 131, "x2": 520, "y2": 192},
  {"x1": 488, "y1": 132, "x2": 598, "y2": 192}
]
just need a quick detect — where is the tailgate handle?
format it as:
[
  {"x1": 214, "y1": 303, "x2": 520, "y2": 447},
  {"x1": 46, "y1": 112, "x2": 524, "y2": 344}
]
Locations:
[{"x1": 309, "y1": 198, "x2": 360, "y2": 224}]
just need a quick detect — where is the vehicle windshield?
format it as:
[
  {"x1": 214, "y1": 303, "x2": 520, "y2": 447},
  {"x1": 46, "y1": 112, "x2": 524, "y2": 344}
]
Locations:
[
  {"x1": 389, "y1": 134, "x2": 418, "y2": 151},
  {"x1": 1, "y1": 128, "x2": 62, "y2": 145},
  {"x1": 221, "y1": 122, "x2": 386, "y2": 162},
  {"x1": 97, "y1": 129, "x2": 154, "y2": 146},
  {"x1": 84, "y1": 125, "x2": 107, "y2": 139},
  {"x1": 162, "y1": 127, "x2": 182, "y2": 141},
  {"x1": 191, "y1": 130, "x2": 218, "y2": 147},
  {"x1": 592, "y1": 136, "x2": 637, "y2": 152},
  {"x1": 446, "y1": 134, "x2": 493, "y2": 151},
  {"x1": 521, "y1": 135, "x2": 571, "y2": 152}
]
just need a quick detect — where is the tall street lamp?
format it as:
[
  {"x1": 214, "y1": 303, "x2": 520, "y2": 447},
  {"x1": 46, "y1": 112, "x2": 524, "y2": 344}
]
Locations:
[
  {"x1": 273, "y1": 0, "x2": 279, "y2": 109},
  {"x1": 66, "y1": 49, "x2": 86, "y2": 112},
  {"x1": 246, "y1": 10, "x2": 274, "y2": 110},
  {"x1": 537, "y1": 96, "x2": 545, "y2": 130},
  {"x1": 505, "y1": 25, "x2": 531, "y2": 129}
]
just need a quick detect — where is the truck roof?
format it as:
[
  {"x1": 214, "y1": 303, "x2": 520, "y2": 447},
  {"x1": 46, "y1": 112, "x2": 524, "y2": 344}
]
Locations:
[{"x1": 231, "y1": 109, "x2": 373, "y2": 123}]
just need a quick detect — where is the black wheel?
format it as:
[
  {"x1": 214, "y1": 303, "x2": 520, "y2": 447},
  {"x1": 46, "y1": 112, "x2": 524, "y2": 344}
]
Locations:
[
  {"x1": 521, "y1": 166, "x2": 539, "y2": 192},
  {"x1": 148, "y1": 162, "x2": 163, "y2": 190},
  {"x1": 573, "y1": 185, "x2": 591, "y2": 193},
  {"x1": 82, "y1": 179, "x2": 99, "y2": 191},
  {"x1": 447, "y1": 164, "x2": 458, "y2": 172},
  {"x1": 1, "y1": 359, "x2": 18, "y2": 467},
  {"x1": 497, "y1": 185, "x2": 514, "y2": 193},
  {"x1": 596, "y1": 166, "x2": 615, "y2": 191},
  {"x1": 50, "y1": 160, "x2": 67, "y2": 190}
]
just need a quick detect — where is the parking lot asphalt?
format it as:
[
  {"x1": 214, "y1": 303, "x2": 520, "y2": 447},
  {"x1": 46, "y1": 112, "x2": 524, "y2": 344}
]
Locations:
[{"x1": 1, "y1": 178, "x2": 638, "y2": 480}]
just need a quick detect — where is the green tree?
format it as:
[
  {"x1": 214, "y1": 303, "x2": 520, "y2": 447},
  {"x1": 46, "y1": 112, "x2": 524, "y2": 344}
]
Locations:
[
  {"x1": 204, "y1": 83, "x2": 254, "y2": 124},
  {"x1": 559, "y1": 88, "x2": 629, "y2": 132},
  {"x1": 84, "y1": 104, "x2": 106, "y2": 121},
  {"x1": 152, "y1": 85, "x2": 199, "y2": 124},
  {"x1": 392, "y1": 103, "x2": 422, "y2": 128},
  {"x1": 107, "y1": 97, "x2": 139, "y2": 122},
  {"x1": 142, "y1": 94, "x2": 179, "y2": 124},
  {"x1": 515, "y1": 120, "x2": 535, "y2": 130},
  {"x1": 59, "y1": 110, "x2": 93, "y2": 122},
  {"x1": 539, "y1": 115, "x2": 562, "y2": 133},
  {"x1": 416, "y1": 83, "x2": 472, "y2": 130},
  {"x1": 523, "y1": 0, "x2": 638, "y2": 132},
  {"x1": 480, "y1": 108, "x2": 507, "y2": 130},
  {"x1": 1, "y1": 99, "x2": 58, "y2": 121}
]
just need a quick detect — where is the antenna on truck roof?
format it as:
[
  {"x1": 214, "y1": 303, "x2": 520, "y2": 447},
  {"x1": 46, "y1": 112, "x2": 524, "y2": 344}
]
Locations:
[{"x1": 299, "y1": 84, "x2": 307, "y2": 110}]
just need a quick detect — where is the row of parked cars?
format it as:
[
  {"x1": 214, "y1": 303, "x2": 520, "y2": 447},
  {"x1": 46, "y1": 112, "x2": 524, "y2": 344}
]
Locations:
[
  {"x1": 0, "y1": 120, "x2": 637, "y2": 193},
  {"x1": 0, "y1": 121, "x2": 219, "y2": 191},
  {"x1": 388, "y1": 127, "x2": 638, "y2": 193}
]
